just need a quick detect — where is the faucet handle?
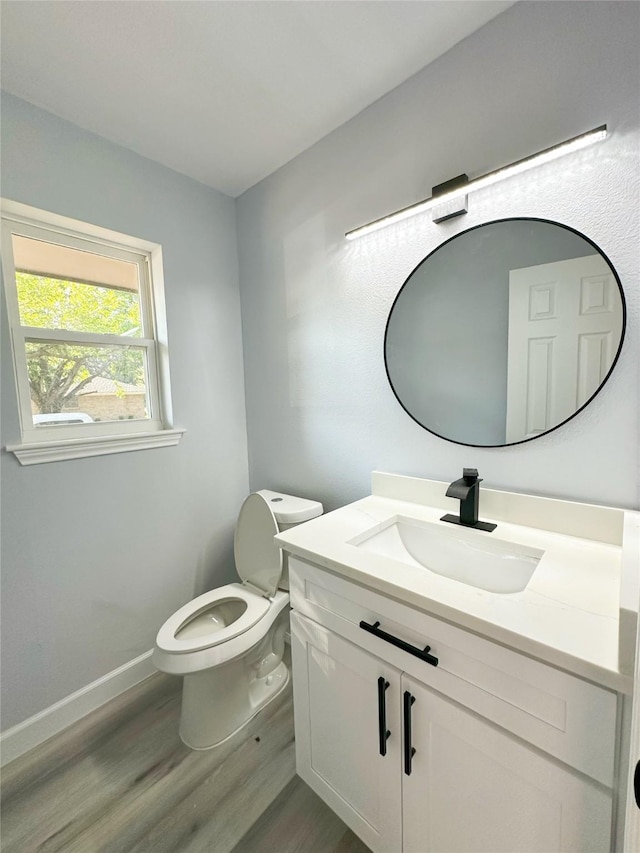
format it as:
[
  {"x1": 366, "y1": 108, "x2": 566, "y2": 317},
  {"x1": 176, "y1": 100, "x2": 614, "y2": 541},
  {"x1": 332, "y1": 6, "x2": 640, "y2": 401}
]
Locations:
[{"x1": 462, "y1": 468, "x2": 480, "y2": 484}]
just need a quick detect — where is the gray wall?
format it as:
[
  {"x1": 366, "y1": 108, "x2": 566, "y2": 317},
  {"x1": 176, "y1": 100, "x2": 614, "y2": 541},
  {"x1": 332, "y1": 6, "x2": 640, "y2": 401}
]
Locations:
[
  {"x1": 1, "y1": 94, "x2": 250, "y2": 728},
  {"x1": 236, "y1": 0, "x2": 640, "y2": 512}
]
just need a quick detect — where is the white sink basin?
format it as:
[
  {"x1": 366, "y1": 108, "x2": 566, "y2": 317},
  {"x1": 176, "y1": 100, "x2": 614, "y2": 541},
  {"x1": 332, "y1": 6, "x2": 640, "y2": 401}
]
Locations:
[{"x1": 350, "y1": 517, "x2": 543, "y2": 594}]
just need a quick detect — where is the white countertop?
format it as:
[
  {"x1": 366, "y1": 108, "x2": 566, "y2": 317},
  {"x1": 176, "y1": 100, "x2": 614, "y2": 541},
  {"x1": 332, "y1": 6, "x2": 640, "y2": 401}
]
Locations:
[{"x1": 276, "y1": 475, "x2": 638, "y2": 694}]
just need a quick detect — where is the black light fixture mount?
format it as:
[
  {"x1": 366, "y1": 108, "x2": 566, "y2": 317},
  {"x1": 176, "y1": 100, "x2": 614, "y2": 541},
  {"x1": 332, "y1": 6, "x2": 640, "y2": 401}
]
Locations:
[{"x1": 431, "y1": 174, "x2": 469, "y2": 223}]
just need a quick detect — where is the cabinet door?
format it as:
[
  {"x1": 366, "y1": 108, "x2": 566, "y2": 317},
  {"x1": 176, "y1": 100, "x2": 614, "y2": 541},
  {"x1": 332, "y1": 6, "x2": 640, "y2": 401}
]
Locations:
[
  {"x1": 291, "y1": 612, "x2": 402, "y2": 853},
  {"x1": 402, "y1": 674, "x2": 612, "y2": 853}
]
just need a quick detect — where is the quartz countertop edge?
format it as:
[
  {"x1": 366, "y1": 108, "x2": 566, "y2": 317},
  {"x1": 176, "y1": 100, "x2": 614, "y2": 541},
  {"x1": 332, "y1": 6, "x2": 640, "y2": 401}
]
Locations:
[{"x1": 276, "y1": 494, "x2": 634, "y2": 695}]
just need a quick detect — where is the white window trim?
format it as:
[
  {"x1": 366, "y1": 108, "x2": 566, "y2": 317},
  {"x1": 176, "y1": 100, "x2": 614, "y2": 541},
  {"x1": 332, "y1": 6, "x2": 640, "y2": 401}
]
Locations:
[
  {"x1": 5, "y1": 429, "x2": 185, "y2": 466},
  {"x1": 1, "y1": 199, "x2": 185, "y2": 464}
]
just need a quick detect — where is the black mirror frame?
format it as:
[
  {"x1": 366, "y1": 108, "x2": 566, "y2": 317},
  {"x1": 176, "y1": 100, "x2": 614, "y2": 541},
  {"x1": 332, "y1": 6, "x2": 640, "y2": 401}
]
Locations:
[{"x1": 383, "y1": 217, "x2": 627, "y2": 448}]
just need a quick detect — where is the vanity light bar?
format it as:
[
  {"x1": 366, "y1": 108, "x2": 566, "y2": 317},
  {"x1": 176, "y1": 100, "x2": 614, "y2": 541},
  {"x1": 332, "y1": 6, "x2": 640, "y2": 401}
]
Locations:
[{"x1": 345, "y1": 125, "x2": 608, "y2": 240}]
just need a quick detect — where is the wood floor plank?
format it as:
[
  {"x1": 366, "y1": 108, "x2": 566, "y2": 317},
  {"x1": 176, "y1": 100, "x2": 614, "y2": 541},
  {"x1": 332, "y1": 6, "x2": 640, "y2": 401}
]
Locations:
[
  {"x1": 1, "y1": 674, "x2": 184, "y2": 853},
  {"x1": 2, "y1": 673, "x2": 179, "y2": 799},
  {"x1": 232, "y1": 776, "x2": 370, "y2": 853},
  {"x1": 125, "y1": 691, "x2": 295, "y2": 853},
  {"x1": 1, "y1": 675, "x2": 294, "y2": 853},
  {"x1": 1, "y1": 661, "x2": 366, "y2": 853}
]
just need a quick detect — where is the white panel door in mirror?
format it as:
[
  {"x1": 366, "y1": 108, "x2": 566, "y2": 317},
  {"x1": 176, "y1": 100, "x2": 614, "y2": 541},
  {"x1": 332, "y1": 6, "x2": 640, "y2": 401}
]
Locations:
[{"x1": 506, "y1": 255, "x2": 622, "y2": 443}]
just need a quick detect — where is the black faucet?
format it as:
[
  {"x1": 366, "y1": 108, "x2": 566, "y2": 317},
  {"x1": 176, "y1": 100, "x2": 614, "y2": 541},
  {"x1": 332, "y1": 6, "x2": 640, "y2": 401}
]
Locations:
[{"x1": 440, "y1": 468, "x2": 497, "y2": 532}]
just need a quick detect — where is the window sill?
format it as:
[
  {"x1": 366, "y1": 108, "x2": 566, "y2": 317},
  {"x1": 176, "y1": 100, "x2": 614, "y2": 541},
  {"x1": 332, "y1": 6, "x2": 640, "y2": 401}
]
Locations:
[{"x1": 6, "y1": 428, "x2": 186, "y2": 466}]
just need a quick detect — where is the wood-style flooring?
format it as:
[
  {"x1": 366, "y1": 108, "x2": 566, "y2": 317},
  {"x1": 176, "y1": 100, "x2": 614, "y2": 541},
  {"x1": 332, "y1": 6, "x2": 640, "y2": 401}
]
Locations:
[{"x1": 1, "y1": 672, "x2": 370, "y2": 853}]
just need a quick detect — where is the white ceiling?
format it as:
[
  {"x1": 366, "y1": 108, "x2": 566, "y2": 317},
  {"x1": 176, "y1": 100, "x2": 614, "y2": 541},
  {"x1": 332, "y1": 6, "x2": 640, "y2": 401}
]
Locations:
[{"x1": 1, "y1": 1, "x2": 515, "y2": 197}]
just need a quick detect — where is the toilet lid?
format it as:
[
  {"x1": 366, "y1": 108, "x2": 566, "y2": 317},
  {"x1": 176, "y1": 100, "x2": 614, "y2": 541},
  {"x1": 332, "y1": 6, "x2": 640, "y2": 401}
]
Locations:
[{"x1": 234, "y1": 492, "x2": 283, "y2": 596}]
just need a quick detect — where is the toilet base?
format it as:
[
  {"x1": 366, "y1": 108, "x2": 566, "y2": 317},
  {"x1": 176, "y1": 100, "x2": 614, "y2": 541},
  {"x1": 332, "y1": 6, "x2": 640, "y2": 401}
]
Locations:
[{"x1": 179, "y1": 660, "x2": 290, "y2": 750}]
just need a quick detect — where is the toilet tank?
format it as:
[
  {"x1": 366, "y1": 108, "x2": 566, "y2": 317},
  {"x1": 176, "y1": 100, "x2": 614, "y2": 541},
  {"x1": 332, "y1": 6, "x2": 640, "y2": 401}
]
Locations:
[{"x1": 256, "y1": 489, "x2": 323, "y2": 591}]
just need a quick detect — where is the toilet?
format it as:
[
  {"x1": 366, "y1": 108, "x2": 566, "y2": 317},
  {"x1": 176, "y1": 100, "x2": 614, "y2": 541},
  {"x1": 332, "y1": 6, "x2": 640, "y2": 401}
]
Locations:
[{"x1": 153, "y1": 489, "x2": 323, "y2": 750}]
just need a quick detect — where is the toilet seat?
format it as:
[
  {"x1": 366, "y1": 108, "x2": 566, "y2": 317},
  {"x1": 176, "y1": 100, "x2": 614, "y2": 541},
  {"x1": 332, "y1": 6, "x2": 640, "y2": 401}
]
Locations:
[
  {"x1": 156, "y1": 492, "x2": 285, "y2": 658},
  {"x1": 156, "y1": 583, "x2": 270, "y2": 655},
  {"x1": 154, "y1": 587, "x2": 289, "y2": 676}
]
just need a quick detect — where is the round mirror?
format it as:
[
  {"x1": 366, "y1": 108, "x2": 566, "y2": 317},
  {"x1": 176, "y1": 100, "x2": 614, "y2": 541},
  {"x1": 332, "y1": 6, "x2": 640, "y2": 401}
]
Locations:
[{"x1": 384, "y1": 218, "x2": 626, "y2": 447}]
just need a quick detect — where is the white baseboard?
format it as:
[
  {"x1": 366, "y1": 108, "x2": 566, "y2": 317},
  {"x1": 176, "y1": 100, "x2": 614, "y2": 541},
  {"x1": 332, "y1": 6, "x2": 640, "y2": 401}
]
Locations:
[{"x1": 0, "y1": 649, "x2": 156, "y2": 767}]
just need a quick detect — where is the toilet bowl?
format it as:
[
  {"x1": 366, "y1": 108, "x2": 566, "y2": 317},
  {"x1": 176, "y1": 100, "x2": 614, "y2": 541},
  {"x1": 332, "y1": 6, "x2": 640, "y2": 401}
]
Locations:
[{"x1": 153, "y1": 490, "x2": 322, "y2": 749}]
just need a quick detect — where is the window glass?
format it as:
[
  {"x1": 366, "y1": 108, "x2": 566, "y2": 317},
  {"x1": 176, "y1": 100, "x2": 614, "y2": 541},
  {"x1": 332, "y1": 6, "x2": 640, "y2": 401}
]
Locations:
[
  {"x1": 25, "y1": 341, "x2": 149, "y2": 426},
  {"x1": 12, "y1": 235, "x2": 142, "y2": 335}
]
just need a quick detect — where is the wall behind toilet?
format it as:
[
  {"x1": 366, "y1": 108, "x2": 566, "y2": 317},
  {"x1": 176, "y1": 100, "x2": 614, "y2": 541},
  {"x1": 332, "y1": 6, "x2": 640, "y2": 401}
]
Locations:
[
  {"x1": 0, "y1": 94, "x2": 250, "y2": 729},
  {"x1": 236, "y1": 0, "x2": 640, "y2": 513}
]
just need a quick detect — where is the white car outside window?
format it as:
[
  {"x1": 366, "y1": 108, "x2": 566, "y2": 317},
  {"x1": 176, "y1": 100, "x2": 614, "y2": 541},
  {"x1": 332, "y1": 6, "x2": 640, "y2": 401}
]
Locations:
[{"x1": 33, "y1": 413, "x2": 94, "y2": 426}]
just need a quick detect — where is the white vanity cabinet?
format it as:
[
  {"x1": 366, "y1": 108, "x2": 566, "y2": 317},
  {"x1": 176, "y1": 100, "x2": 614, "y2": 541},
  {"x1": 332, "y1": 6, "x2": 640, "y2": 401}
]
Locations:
[
  {"x1": 289, "y1": 557, "x2": 618, "y2": 853},
  {"x1": 400, "y1": 675, "x2": 611, "y2": 853},
  {"x1": 291, "y1": 612, "x2": 403, "y2": 852}
]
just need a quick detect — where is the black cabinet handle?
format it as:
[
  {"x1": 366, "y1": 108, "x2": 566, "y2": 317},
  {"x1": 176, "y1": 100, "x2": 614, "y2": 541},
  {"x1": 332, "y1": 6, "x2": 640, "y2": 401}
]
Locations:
[
  {"x1": 634, "y1": 760, "x2": 640, "y2": 809},
  {"x1": 377, "y1": 677, "x2": 391, "y2": 756},
  {"x1": 404, "y1": 690, "x2": 416, "y2": 776},
  {"x1": 360, "y1": 620, "x2": 439, "y2": 667}
]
